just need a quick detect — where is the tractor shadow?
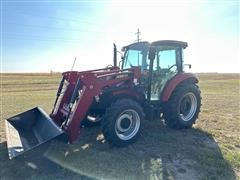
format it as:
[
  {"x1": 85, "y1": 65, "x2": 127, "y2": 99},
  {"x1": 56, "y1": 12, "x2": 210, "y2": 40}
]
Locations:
[
  {"x1": 43, "y1": 119, "x2": 237, "y2": 180},
  {"x1": 0, "y1": 141, "x2": 93, "y2": 179}
]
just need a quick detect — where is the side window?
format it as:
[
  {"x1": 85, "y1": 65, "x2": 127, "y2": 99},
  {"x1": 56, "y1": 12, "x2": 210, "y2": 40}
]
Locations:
[
  {"x1": 124, "y1": 50, "x2": 143, "y2": 69},
  {"x1": 158, "y1": 49, "x2": 177, "y2": 72}
]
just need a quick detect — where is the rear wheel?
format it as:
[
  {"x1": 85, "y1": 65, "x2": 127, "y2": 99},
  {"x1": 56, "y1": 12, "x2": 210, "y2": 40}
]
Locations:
[
  {"x1": 164, "y1": 84, "x2": 201, "y2": 129},
  {"x1": 102, "y1": 99, "x2": 144, "y2": 147}
]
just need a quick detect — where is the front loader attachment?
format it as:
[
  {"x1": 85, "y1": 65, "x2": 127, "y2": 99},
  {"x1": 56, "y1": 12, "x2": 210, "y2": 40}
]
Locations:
[{"x1": 5, "y1": 107, "x2": 66, "y2": 159}]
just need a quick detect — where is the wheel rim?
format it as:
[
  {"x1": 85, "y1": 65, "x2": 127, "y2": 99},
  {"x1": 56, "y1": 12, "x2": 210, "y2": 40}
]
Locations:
[
  {"x1": 115, "y1": 109, "x2": 140, "y2": 140},
  {"x1": 179, "y1": 92, "x2": 197, "y2": 122}
]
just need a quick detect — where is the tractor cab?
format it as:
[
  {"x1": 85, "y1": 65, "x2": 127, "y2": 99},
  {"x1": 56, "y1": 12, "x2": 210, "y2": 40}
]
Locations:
[{"x1": 121, "y1": 40, "x2": 188, "y2": 101}]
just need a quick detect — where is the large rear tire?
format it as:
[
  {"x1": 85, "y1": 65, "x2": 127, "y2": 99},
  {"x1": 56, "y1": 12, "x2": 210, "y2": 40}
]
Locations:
[
  {"x1": 102, "y1": 99, "x2": 144, "y2": 147},
  {"x1": 164, "y1": 84, "x2": 201, "y2": 129}
]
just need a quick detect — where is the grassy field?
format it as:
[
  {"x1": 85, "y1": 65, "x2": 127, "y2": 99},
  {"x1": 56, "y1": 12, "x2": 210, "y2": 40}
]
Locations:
[{"x1": 0, "y1": 73, "x2": 239, "y2": 180}]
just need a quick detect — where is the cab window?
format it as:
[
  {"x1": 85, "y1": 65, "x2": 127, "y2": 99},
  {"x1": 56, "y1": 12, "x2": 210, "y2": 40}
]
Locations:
[
  {"x1": 123, "y1": 43, "x2": 149, "y2": 70},
  {"x1": 153, "y1": 46, "x2": 182, "y2": 73},
  {"x1": 158, "y1": 49, "x2": 177, "y2": 72},
  {"x1": 124, "y1": 50, "x2": 143, "y2": 69}
]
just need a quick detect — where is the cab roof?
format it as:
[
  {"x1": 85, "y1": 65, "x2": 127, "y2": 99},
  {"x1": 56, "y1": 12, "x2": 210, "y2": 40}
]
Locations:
[
  {"x1": 123, "y1": 40, "x2": 188, "y2": 50},
  {"x1": 151, "y1": 40, "x2": 188, "y2": 49}
]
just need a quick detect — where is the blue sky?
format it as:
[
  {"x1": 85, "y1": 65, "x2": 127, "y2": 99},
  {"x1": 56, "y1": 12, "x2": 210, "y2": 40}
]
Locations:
[{"x1": 1, "y1": 0, "x2": 239, "y2": 73}]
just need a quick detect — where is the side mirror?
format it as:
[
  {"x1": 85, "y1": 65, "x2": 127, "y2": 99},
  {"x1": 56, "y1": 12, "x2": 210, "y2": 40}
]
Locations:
[{"x1": 148, "y1": 46, "x2": 156, "y2": 60}]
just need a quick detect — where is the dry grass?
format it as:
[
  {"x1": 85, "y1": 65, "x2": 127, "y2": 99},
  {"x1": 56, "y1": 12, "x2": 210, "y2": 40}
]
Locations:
[{"x1": 0, "y1": 73, "x2": 239, "y2": 180}]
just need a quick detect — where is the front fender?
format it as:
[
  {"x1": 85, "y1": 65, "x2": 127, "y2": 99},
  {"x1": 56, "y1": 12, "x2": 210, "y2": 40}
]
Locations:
[{"x1": 161, "y1": 73, "x2": 199, "y2": 102}]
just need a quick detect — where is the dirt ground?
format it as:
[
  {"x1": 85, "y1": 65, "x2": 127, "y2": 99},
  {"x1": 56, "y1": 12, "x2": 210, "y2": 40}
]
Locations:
[{"x1": 0, "y1": 73, "x2": 239, "y2": 180}]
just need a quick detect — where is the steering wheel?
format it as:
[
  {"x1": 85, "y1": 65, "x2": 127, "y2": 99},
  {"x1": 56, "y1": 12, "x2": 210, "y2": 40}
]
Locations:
[{"x1": 168, "y1": 64, "x2": 177, "y2": 71}]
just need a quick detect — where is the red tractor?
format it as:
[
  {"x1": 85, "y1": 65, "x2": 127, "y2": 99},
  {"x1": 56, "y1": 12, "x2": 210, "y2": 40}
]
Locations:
[{"x1": 5, "y1": 40, "x2": 201, "y2": 159}]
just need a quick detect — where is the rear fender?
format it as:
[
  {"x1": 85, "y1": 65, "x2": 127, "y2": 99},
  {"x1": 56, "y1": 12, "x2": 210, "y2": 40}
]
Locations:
[{"x1": 161, "y1": 73, "x2": 198, "y2": 102}]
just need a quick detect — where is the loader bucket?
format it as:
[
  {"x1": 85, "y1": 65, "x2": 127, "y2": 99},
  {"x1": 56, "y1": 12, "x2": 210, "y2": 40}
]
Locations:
[{"x1": 5, "y1": 107, "x2": 66, "y2": 159}]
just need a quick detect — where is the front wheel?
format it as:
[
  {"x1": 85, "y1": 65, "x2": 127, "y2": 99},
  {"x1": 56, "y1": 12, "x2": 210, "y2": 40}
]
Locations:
[
  {"x1": 164, "y1": 84, "x2": 201, "y2": 129},
  {"x1": 102, "y1": 99, "x2": 144, "y2": 147}
]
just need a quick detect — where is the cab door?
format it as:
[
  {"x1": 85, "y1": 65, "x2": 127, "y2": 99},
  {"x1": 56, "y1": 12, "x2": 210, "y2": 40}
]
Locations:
[{"x1": 150, "y1": 46, "x2": 182, "y2": 101}]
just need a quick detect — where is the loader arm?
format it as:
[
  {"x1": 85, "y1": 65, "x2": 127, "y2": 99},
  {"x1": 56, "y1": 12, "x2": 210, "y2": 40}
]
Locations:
[{"x1": 51, "y1": 67, "x2": 141, "y2": 143}]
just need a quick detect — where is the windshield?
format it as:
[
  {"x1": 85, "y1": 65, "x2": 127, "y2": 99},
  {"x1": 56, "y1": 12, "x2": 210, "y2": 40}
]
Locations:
[
  {"x1": 123, "y1": 42, "x2": 149, "y2": 70},
  {"x1": 122, "y1": 42, "x2": 183, "y2": 73}
]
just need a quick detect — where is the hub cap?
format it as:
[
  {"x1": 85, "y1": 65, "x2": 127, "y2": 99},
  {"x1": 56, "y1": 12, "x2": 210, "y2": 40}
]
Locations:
[
  {"x1": 179, "y1": 92, "x2": 197, "y2": 121},
  {"x1": 115, "y1": 109, "x2": 140, "y2": 140}
]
